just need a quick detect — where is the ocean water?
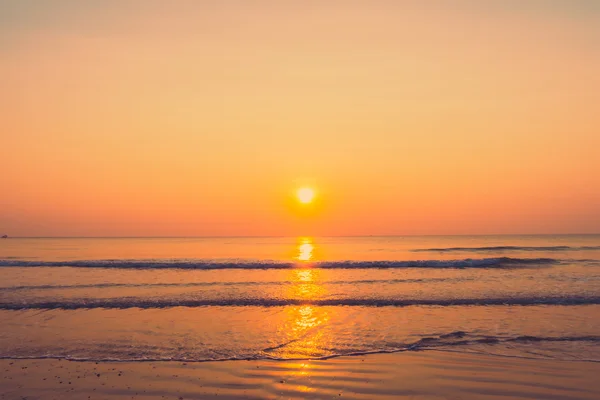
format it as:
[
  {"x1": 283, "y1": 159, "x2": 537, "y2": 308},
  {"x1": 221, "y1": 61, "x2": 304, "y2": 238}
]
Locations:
[{"x1": 1, "y1": 235, "x2": 599, "y2": 363}]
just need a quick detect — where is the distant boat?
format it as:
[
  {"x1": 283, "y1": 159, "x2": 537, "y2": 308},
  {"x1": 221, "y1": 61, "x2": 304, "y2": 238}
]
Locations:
[{"x1": 1, "y1": 235, "x2": 7, "y2": 239}]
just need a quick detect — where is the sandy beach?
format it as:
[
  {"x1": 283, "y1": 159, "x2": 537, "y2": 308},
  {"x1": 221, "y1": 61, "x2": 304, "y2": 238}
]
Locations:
[{"x1": 2, "y1": 350, "x2": 599, "y2": 399}]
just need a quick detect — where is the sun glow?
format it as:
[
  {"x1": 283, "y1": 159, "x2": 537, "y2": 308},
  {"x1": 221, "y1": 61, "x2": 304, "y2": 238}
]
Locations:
[{"x1": 297, "y1": 187, "x2": 315, "y2": 204}]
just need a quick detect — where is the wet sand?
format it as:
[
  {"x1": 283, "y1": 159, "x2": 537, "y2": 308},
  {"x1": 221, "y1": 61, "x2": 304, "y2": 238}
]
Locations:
[{"x1": 1, "y1": 351, "x2": 599, "y2": 399}]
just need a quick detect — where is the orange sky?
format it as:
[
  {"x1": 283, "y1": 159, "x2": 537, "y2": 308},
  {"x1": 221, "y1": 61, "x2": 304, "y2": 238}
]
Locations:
[{"x1": 1, "y1": 1, "x2": 599, "y2": 236}]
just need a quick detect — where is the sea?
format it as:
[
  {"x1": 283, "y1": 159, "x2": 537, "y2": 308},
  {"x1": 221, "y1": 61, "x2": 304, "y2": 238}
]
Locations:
[{"x1": 1, "y1": 235, "x2": 599, "y2": 363}]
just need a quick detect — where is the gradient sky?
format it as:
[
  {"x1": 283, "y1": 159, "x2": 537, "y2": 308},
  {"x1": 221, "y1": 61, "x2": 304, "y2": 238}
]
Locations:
[{"x1": 1, "y1": 1, "x2": 599, "y2": 236}]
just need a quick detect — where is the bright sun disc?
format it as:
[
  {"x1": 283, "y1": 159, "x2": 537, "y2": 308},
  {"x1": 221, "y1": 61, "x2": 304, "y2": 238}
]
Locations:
[{"x1": 297, "y1": 187, "x2": 315, "y2": 204}]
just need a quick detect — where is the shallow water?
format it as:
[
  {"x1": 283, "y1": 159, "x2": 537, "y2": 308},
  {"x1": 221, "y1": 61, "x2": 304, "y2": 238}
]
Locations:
[{"x1": 1, "y1": 235, "x2": 599, "y2": 362}]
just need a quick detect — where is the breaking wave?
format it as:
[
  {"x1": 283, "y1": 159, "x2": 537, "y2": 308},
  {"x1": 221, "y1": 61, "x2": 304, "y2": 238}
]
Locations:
[
  {"x1": 1, "y1": 331, "x2": 599, "y2": 363},
  {"x1": 0, "y1": 277, "x2": 458, "y2": 291},
  {"x1": 413, "y1": 245, "x2": 600, "y2": 252},
  {"x1": 2, "y1": 295, "x2": 600, "y2": 310},
  {"x1": 0, "y1": 257, "x2": 558, "y2": 270}
]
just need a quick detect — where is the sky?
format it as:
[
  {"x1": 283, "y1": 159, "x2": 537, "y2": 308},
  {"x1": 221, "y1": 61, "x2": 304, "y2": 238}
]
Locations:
[{"x1": 1, "y1": 1, "x2": 599, "y2": 236}]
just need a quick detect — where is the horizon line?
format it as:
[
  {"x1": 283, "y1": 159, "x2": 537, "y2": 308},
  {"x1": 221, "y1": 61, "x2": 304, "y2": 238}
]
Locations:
[{"x1": 3, "y1": 233, "x2": 600, "y2": 239}]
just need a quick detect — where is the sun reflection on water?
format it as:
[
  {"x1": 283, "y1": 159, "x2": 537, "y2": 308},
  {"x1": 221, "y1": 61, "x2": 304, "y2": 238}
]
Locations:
[
  {"x1": 297, "y1": 237, "x2": 314, "y2": 262},
  {"x1": 288, "y1": 268, "x2": 326, "y2": 299},
  {"x1": 278, "y1": 304, "x2": 330, "y2": 360},
  {"x1": 266, "y1": 238, "x2": 333, "y2": 361},
  {"x1": 259, "y1": 238, "x2": 336, "y2": 390}
]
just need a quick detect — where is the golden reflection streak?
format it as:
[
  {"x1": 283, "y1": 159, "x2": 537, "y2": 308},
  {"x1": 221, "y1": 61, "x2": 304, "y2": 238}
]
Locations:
[
  {"x1": 264, "y1": 238, "x2": 336, "y2": 390},
  {"x1": 297, "y1": 237, "x2": 314, "y2": 262},
  {"x1": 271, "y1": 238, "x2": 332, "y2": 364}
]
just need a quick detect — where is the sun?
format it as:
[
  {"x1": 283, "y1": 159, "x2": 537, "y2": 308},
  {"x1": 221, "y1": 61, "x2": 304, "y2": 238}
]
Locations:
[{"x1": 297, "y1": 187, "x2": 315, "y2": 204}]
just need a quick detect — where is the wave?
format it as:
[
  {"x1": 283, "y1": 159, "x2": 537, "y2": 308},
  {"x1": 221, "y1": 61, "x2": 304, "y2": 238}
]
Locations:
[
  {"x1": 263, "y1": 332, "x2": 600, "y2": 360},
  {"x1": 2, "y1": 296, "x2": 599, "y2": 310},
  {"x1": 0, "y1": 257, "x2": 558, "y2": 270},
  {"x1": 297, "y1": 333, "x2": 600, "y2": 362},
  {"x1": 0, "y1": 277, "x2": 458, "y2": 291},
  {"x1": 413, "y1": 245, "x2": 600, "y2": 252},
  {"x1": 1, "y1": 332, "x2": 599, "y2": 363}
]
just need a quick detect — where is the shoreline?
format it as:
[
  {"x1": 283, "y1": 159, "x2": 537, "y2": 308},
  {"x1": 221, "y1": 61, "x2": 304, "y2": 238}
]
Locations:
[
  {"x1": 2, "y1": 350, "x2": 599, "y2": 399},
  {"x1": 2, "y1": 347, "x2": 600, "y2": 364}
]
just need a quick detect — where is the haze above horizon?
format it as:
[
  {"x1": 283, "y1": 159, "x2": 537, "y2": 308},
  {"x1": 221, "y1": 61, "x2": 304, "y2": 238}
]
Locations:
[{"x1": 1, "y1": 1, "x2": 599, "y2": 236}]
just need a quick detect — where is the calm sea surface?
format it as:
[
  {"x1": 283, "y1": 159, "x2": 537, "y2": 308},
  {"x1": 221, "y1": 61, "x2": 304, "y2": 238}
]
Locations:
[{"x1": 1, "y1": 235, "x2": 599, "y2": 362}]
